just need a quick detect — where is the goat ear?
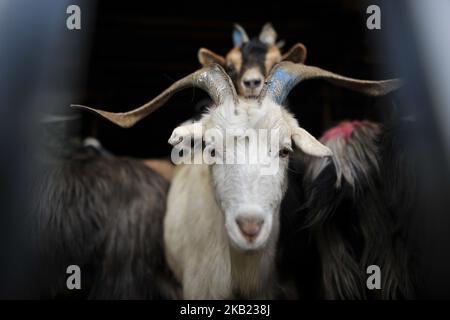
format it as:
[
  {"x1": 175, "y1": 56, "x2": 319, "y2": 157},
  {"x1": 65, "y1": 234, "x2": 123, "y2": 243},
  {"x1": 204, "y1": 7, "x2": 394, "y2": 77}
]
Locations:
[
  {"x1": 292, "y1": 127, "x2": 332, "y2": 157},
  {"x1": 198, "y1": 48, "x2": 226, "y2": 67},
  {"x1": 168, "y1": 122, "x2": 203, "y2": 147},
  {"x1": 282, "y1": 43, "x2": 307, "y2": 64}
]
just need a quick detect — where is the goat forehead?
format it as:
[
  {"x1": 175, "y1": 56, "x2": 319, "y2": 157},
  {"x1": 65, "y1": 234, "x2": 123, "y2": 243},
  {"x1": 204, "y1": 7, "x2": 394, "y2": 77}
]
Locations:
[
  {"x1": 209, "y1": 102, "x2": 288, "y2": 133},
  {"x1": 241, "y1": 39, "x2": 269, "y2": 59}
]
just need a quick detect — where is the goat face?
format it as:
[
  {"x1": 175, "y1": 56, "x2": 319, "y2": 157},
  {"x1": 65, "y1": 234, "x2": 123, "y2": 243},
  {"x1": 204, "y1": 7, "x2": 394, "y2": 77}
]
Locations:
[
  {"x1": 168, "y1": 98, "x2": 331, "y2": 251},
  {"x1": 225, "y1": 41, "x2": 272, "y2": 99},
  {"x1": 198, "y1": 23, "x2": 307, "y2": 98}
]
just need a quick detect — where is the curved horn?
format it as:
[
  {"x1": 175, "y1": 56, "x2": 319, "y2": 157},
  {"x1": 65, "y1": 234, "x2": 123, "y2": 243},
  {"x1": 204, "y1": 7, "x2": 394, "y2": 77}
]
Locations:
[
  {"x1": 259, "y1": 61, "x2": 402, "y2": 105},
  {"x1": 71, "y1": 64, "x2": 237, "y2": 128}
]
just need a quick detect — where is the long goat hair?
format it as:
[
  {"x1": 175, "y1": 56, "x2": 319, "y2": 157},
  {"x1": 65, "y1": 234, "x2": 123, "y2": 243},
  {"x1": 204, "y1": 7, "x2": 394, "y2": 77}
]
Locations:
[
  {"x1": 33, "y1": 120, "x2": 179, "y2": 299},
  {"x1": 301, "y1": 120, "x2": 415, "y2": 299}
]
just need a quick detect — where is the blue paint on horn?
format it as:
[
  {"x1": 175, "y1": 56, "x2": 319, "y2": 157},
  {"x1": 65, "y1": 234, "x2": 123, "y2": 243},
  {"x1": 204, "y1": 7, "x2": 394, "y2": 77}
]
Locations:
[
  {"x1": 266, "y1": 68, "x2": 298, "y2": 104},
  {"x1": 233, "y1": 30, "x2": 242, "y2": 47}
]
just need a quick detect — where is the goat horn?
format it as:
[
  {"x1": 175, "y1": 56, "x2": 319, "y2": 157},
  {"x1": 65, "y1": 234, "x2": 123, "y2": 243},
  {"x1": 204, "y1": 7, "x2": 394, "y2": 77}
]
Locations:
[
  {"x1": 233, "y1": 24, "x2": 249, "y2": 47},
  {"x1": 71, "y1": 64, "x2": 237, "y2": 128},
  {"x1": 259, "y1": 61, "x2": 402, "y2": 105},
  {"x1": 259, "y1": 22, "x2": 277, "y2": 46}
]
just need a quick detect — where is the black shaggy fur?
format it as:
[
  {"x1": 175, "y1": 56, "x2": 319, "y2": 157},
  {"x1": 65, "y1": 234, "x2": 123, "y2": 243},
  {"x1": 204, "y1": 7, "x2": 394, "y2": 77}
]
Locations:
[
  {"x1": 277, "y1": 160, "x2": 322, "y2": 299},
  {"x1": 279, "y1": 121, "x2": 416, "y2": 299},
  {"x1": 305, "y1": 121, "x2": 415, "y2": 299},
  {"x1": 33, "y1": 130, "x2": 179, "y2": 299}
]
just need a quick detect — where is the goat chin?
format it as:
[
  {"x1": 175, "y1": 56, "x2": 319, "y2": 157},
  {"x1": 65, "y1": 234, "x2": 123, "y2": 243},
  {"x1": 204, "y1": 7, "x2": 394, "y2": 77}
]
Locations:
[{"x1": 164, "y1": 163, "x2": 288, "y2": 299}]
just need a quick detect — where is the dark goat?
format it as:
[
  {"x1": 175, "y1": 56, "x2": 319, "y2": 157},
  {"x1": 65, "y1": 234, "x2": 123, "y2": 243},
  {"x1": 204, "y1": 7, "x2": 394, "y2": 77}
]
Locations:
[
  {"x1": 280, "y1": 120, "x2": 415, "y2": 299},
  {"x1": 33, "y1": 120, "x2": 179, "y2": 299},
  {"x1": 198, "y1": 23, "x2": 307, "y2": 99}
]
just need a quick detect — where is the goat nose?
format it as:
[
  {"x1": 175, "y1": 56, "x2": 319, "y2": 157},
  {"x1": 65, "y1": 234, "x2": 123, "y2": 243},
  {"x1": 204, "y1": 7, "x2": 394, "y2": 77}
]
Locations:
[
  {"x1": 236, "y1": 216, "x2": 264, "y2": 242},
  {"x1": 243, "y1": 78, "x2": 262, "y2": 89}
]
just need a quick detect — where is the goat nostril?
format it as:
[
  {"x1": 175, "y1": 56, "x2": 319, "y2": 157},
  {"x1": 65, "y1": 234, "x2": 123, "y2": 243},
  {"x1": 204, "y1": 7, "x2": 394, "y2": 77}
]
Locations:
[
  {"x1": 243, "y1": 79, "x2": 262, "y2": 89},
  {"x1": 243, "y1": 80, "x2": 252, "y2": 88},
  {"x1": 236, "y1": 217, "x2": 264, "y2": 242}
]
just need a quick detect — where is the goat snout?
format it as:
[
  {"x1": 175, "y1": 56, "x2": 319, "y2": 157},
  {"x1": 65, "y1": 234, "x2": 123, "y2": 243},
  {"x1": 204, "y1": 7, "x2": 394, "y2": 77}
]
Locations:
[
  {"x1": 243, "y1": 78, "x2": 262, "y2": 89},
  {"x1": 240, "y1": 67, "x2": 264, "y2": 94},
  {"x1": 236, "y1": 216, "x2": 264, "y2": 242}
]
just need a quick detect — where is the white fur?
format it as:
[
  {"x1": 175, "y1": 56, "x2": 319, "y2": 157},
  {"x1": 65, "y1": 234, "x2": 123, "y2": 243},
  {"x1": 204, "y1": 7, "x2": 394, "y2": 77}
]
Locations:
[{"x1": 164, "y1": 98, "x2": 331, "y2": 299}]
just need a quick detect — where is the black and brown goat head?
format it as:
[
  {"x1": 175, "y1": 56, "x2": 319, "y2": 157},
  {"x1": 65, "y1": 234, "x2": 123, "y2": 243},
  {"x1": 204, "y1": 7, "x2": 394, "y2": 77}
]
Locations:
[{"x1": 198, "y1": 23, "x2": 307, "y2": 98}]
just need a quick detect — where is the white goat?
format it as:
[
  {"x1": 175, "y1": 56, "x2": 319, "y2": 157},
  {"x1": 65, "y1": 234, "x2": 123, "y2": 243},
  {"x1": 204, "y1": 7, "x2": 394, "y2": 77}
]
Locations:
[
  {"x1": 164, "y1": 97, "x2": 331, "y2": 299},
  {"x1": 73, "y1": 60, "x2": 400, "y2": 299}
]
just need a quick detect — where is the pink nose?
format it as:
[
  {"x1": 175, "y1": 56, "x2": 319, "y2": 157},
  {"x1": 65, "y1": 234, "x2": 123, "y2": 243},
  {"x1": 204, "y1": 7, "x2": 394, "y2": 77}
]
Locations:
[{"x1": 236, "y1": 216, "x2": 264, "y2": 242}]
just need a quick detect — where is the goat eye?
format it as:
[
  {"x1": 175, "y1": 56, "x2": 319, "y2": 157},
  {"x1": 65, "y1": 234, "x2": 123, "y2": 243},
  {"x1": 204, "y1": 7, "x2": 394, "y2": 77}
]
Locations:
[
  {"x1": 210, "y1": 149, "x2": 216, "y2": 157},
  {"x1": 279, "y1": 148, "x2": 291, "y2": 158}
]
